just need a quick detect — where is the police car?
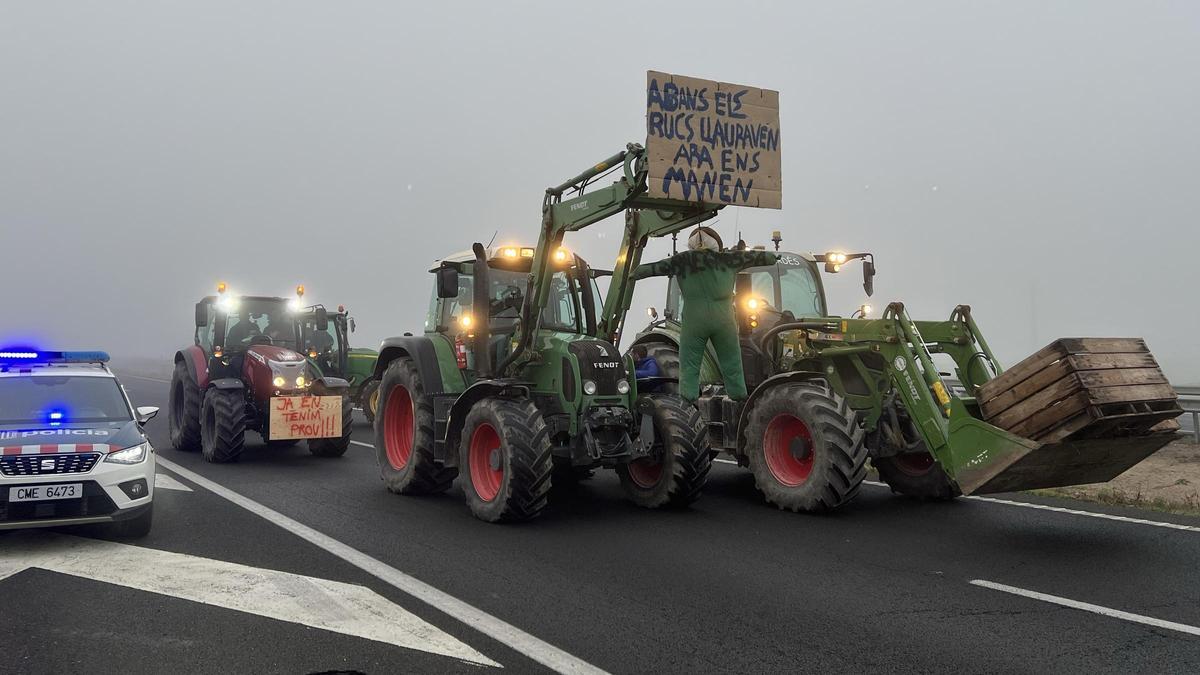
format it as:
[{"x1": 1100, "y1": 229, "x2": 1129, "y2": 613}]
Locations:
[{"x1": 0, "y1": 350, "x2": 155, "y2": 537}]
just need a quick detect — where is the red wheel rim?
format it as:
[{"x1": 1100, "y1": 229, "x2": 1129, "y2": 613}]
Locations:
[
  {"x1": 626, "y1": 458, "x2": 664, "y2": 489},
  {"x1": 894, "y1": 452, "x2": 935, "y2": 477},
  {"x1": 763, "y1": 413, "x2": 814, "y2": 486},
  {"x1": 383, "y1": 385, "x2": 414, "y2": 470},
  {"x1": 468, "y1": 423, "x2": 504, "y2": 502}
]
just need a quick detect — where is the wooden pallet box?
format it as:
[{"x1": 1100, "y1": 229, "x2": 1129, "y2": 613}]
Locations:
[{"x1": 977, "y1": 338, "x2": 1181, "y2": 443}]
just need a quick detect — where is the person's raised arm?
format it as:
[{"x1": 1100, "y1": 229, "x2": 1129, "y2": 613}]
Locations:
[
  {"x1": 631, "y1": 257, "x2": 675, "y2": 281},
  {"x1": 732, "y1": 250, "x2": 778, "y2": 270}
]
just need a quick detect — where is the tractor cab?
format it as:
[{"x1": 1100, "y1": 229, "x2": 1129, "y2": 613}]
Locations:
[
  {"x1": 298, "y1": 304, "x2": 347, "y2": 377},
  {"x1": 427, "y1": 244, "x2": 603, "y2": 369}
]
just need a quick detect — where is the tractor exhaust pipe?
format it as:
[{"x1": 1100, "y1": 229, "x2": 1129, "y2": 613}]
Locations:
[{"x1": 471, "y1": 243, "x2": 492, "y2": 378}]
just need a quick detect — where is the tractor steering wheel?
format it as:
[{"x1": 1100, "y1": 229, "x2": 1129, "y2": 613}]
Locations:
[{"x1": 249, "y1": 334, "x2": 274, "y2": 346}]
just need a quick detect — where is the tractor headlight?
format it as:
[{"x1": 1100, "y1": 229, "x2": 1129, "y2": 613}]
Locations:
[
  {"x1": 106, "y1": 443, "x2": 149, "y2": 465},
  {"x1": 273, "y1": 376, "x2": 286, "y2": 388},
  {"x1": 582, "y1": 380, "x2": 597, "y2": 395},
  {"x1": 616, "y1": 380, "x2": 630, "y2": 394},
  {"x1": 295, "y1": 375, "x2": 306, "y2": 387}
]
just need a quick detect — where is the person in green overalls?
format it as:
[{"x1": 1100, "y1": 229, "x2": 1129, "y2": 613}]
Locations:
[{"x1": 633, "y1": 227, "x2": 777, "y2": 402}]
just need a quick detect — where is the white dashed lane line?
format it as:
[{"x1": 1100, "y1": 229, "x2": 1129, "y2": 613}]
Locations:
[{"x1": 970, "y1": 580, "x2": 1200, "y2": 637}]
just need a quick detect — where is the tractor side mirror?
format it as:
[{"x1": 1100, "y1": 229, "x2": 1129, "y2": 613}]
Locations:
[
  {"x1": 348, "y1": 318, "x2": 356, "y2": 333},
  {"x1": 647, "y1": 306, "x2": 659, "y2": 320},
  {"x1": 195, "y1": 302, "x2": 208, "y2": 327},
  {"x1": 315, "y1": 307, "x2": 329, "y2": 332},
  {"x1": 436, "y1": 266, "x2": 460, "y2": 299},
  {"x1": 863, "y1": 260, "x2": 876, "y2": 297}
]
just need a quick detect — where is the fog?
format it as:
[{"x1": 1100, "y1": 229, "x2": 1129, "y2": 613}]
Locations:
[{"x1": 1, "y1": 1, "x2": 1197, "y2": 383}]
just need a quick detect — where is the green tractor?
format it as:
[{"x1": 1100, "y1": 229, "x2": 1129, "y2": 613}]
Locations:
[
  {"x1": 369, "y1": 145, "x2": 720, "y2": 522},
  {"x1": 298, "y1": 305, "x2": 380, "y2": 423},
  {"x1": 627, "y1": 230, "x2": 1179, "y2": 512}
]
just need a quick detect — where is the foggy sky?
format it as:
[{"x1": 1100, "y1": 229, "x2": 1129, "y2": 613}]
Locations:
[{"x1": 2, "y1": 1, "x2": 1197, "y2": 382}]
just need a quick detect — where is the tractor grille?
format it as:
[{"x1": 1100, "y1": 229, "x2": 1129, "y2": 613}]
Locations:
[
  {"x1": 0, "y1": 481, "x2": 116, "y2": 522},
  {"x1": 0, "y1": 453, "x2": 101, "y2": 477},
  {"x1": 568, "y1": 341, "x2": 628, "y2": 396}
]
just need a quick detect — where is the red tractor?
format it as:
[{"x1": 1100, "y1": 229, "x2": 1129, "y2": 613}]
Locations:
[{"x1": 168, "y1": 284, "x2": 353, "y2": 462}]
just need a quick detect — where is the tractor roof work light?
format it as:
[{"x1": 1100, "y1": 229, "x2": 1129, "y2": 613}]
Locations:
[
  {"x1": 217, "y1": 282, "x2": 227, "y2": 294},
  {"x1": 553, "y1": 247, "x2": 572, "y2": 265},
  {"x1": 296, "y1": 285, "x2": 305, "y2": 298}
]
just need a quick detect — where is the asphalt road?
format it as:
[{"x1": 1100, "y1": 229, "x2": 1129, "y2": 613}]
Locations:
[{"x1": 4, "y1": 373, "x2": 1200, "y2": 674}]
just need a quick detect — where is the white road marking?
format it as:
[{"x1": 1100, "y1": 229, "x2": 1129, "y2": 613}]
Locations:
[
  {"x1": 862, "y1": 480, "x2": 1200, "y2": 533},
  {"x1": 970, "y1": 579, "x2": 1200, "y2": 637},
  {"x1": 351, "y1": 440, "x2": 374, "y2": 449},
  {"x1": 156, "y1": 457, "x2": 608, "y2": 675},
  {"x1": 0, "y1": 532, "x2": 499, "y2": 666},
  {"x1": 714, "y1": 458, "x2": 738, "y2": 465},
  {"x1": 154, "y1": 472, "x2": 193, "y2": 492}
]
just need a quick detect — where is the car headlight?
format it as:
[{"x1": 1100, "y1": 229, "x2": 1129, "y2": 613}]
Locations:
[
  {"x1": 616, "y1": 380, "x2": 630, "y2": 394},
  {"x1": 106, "y1": 443, "x2": 149, "y2": 465},
  {"x1": 582, "y1": 380, "x2": 597, "y2": 395}
]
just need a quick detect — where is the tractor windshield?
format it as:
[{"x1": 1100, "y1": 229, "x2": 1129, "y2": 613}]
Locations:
[
  {"x1": 744, "y1": 254, "x2": 825, "y2": 318},
  {"x1": 223, "y1": 298, "x2": 299, "y2": 350},
  {"x1": 440, "y1": 268, "x2": 581, "y2": 334}
]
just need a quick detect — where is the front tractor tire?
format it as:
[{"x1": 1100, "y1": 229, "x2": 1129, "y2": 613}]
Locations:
[
  {"x1": 874, "y1": 452, "x2": 961, "y2": 500},
  {"x1": 168, "y1": 360, "x2": 202, "y2": 452},
  {"x1": 308, "y1": 395, "x2": 352, "y2": 458},
  {"x1": 375, "y1": 357, "x2": 456, "y2": 494},
  {"x1": 744, "y1": 381, "x2": 868, "y2": 512},
  {"x1": 200, "y1": 387, "x2": 246, "y2": 463},
  {"x1": 458, "y1": 398, "x2": 553, "y2": 523},
  {"x1": 360, "y1": 379, "x2": 380, "y2": 425},
  {"x1": 618, "y1": 394, "x2": 712, "y2": 509}
]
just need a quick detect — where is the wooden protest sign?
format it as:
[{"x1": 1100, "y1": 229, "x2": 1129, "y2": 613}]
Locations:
[
  {"x1": 645, "y1": 71, "x2": 782, "y2": 209},
  {"x1": 269, "y1": 395, "x2": 342, "y2": 440}
]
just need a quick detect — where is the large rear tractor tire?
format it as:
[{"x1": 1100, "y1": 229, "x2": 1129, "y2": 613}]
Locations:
[
  {"x1": 874, "y1": 452, "x2": 961, "y2": 500},
  {"x1": 200, "y1": 387, "x2": 246, "y2": 463},
  {"x1": 375, "y1": 357, "x2": 457, "y2": 494},
  {"x1": 361, "y1": 379, "x2": 380, "y2": 425},
  {"x1": 744, "y1": 380, "x2": 867, "y2": 512},
  {"x1": 168, "y1": 360, "x2": 202, "y2": 452},
  {"x1": 641, "y1": 343, "x2": 680, "y2": 394},
  {"x1": 618, "y1": 394, "x2": 712, "y2": 508},
  {"x1": 309, "y1": 395, "x2": 352, "y2": 457},
  {"x1": 458, "y1": 398, "x2": 553, "y2": 523}
]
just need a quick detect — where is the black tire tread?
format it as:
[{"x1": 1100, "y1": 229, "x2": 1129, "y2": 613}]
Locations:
[
  {"x1": 309, "y1": 395, "x2": 352, "y2": 457},
  {"x1": 168, "y1": 360, "x2": 202, "y2": 452},
  {"x1": 201, "y1": 387, "x2": 245, "y2": 463},
  {"x1": 459, "y1": 397, "x2": 553, "y2": 523},
  {"x1": 618, "y1": 393, "x2": 712, "y2": 508},
  {"x1": 375, "y1": 358, "x2": 457, "y2": 494},
  {"x1": 744, "y1": 380, "x2": 868, "y2": 512}
]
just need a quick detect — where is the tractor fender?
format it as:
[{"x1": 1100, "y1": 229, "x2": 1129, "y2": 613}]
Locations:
[
  {"x1": 175, "y1": 345, "x2": 209, "y2": 389},
  {"x1": 312, "y1": 375, "x2": 349, "y2": 391},
  {"x1": 629, "y1": 330, "x2": 680, "y2": 352},
  {"x1": 209, "y1": 377, "x2": 245, "y2": 391},
  {"x1": 373, "y1": 336, "x2": 445, "y2": 396},
  {"x1": 734, "y1": 370, "x2": 827, "y2": 453},
  {"x1": 443, "y1": 380, "x2": 530, "y2": 462}
]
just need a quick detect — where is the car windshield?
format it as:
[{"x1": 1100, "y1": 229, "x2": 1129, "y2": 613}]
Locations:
[
  {"x1": 224, "y1": 298, "x2": 298, "y2": 349},
  {"x1": 0, "y1": 376, "x2": 131, "y2": 425}
]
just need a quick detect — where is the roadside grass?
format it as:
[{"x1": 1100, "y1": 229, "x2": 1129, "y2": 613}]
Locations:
[{"x1": 1030, "y1": 485, "x2": 1200, "y2": 518}]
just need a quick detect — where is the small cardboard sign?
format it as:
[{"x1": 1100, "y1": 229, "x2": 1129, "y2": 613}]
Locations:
[
  {"x1": 645, "y1": 71, "x2": 781, "y2": 209},
  {"x1": 269, "y1": 396, "x2": 342, "y2": 440}
]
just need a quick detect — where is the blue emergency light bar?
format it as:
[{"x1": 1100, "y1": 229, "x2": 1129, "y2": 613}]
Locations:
[{"x1": 0, "y1": 350, "x2": 111, "y2": 364}]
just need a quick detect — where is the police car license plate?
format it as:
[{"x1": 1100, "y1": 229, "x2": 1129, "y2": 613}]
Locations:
[{"x1": 10, "y1": 484, "x2": 82, "y2": 502}]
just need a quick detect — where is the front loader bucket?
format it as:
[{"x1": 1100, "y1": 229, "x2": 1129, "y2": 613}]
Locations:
[{"x1": 938, "y1": 400, "x2": 1178, "y2": 495}]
